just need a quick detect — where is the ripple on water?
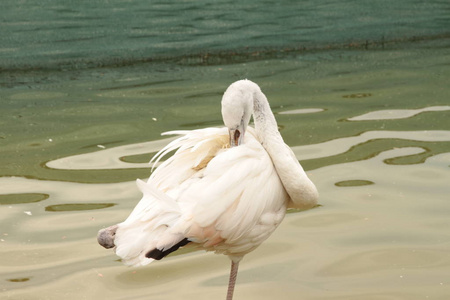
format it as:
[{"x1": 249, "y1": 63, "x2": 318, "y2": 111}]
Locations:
[
  {"x1": 7, "y1": 277, "x2": 31, "y2": 283},
  {"x1": 46, "y1": 138, "x2": 174, "y2": 170},
  {"x1": 291, "y1": 130, "x2": 450, "y2": 161},
  {"x1": 335, "y1": 180, "x2": 374, "y2": 187},
  {"x1": 0, "y1": 193, "x2": 49, "y2": 205},
  {"x1": 45, "y1": 203, "x2": 115, "y2": 212},
  {"x1": 290, "y1": 213, "x2": 363, "y2": 228},
  {"x1": 347, "y1": 105, "x2": 450, "y2": 121},
  {"x1": 278, "y1": 108, "x2": 324, "y2": 114},
  {"x1": 10, "y1": 92, "x2": 67, "y2": 100},
  {"x1": 342, "y1": 93, "x2": 372, "y2": 99},
  {"x1": 317, "y1": 248, "x2": 450, "y2": 277}
]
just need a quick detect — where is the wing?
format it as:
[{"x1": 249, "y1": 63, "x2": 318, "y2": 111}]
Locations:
[
  {"x1": 151, "y1": 127, "x2": 289, "y2": 257},
  {"x1": 112, "y1": 128, "x2": 228, "y2": 266}
]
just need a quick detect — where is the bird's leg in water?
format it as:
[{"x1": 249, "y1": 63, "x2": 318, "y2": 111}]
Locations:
[{"x1": 226, "y1": 260, "x2": 239, "y2": 300}]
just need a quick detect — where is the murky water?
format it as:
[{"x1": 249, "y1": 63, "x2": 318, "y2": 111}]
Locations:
[{"x1": 1, "y1": 1, "x2": 450, "y2": 299}]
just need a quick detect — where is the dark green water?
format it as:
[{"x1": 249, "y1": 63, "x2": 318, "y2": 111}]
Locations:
[{"x1": 1, "y1": 0, "x2": 449, "y2": 71}]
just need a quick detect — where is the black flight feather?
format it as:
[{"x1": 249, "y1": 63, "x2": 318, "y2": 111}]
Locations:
[{"x1": 146, "y1": 238, "x2": 190, "y2": 260}]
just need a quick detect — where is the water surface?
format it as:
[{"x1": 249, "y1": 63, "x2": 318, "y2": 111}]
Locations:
[{"x1": 1, "y1": 1, "x2": 450, "y2": 299}]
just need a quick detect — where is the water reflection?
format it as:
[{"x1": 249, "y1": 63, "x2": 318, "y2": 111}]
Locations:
[
  {"x1": 46, "y1": 138, "x2": 174, "y2": 170},
  {"x1": 292, "y1": 130, "x2": 450, "y2": 162},
  {"x1": 278, "y1": 108, "x2": 324, "y2": 114},
  {"x1": 0, "y1": 193, "x2": 49, "y2": 205},
  {"x1": 335, "y1": 180, "x2": 374, "y2": 187},
  {"x1": 45, "y1": 203, "x2": 115, "y2": 212},
  {"x1": 45, "y1": 130, "x2": 450, "y2": 171},
  {"x1": 7, "y1": 277, "x2": 31, "y2": 283},
  {"x1": 348, "y1": 105, "x2": 450, "y2": 121}
]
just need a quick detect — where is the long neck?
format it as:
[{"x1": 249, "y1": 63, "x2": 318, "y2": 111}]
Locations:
[{"x1": 252, "y1": 90, "x2": 319, "y2": 209}]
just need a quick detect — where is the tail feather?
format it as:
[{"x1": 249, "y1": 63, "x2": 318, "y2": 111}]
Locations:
[{"x1": 113, "y1": 180, "x2": 187, "y2": 266}]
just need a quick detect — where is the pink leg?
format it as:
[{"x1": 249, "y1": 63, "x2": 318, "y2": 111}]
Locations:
[{"x1": 226, "y1": 260, "x2": 239, "y2": 300}]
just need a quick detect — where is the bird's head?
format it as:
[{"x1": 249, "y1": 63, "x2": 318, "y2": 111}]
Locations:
[{"x1": 221, "y1": 80, "x2": 256, "y2": 147}]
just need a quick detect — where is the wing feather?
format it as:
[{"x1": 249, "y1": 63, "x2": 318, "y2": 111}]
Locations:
[{"x1": 151, "y1": 129, "x2": 288, "y2": 255}]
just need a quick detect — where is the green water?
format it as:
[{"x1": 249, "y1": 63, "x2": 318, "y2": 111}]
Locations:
[
  {"x1": 1, "y1": 2, "x2": 450, "y2": 298},
  {"x1": 1, "y1": 40, "x2": 449, "y2": 299},
  {"x1": 2, "y1": 0, "x2": 449, "y2": 71}
]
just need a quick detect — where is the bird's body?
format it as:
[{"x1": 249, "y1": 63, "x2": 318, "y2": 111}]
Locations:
[
  {"x1": 114, "y1": 127, "x2": 288, "y2": 266},
  {"x1": 98, "y1": 80, "x2": 318, "y2": 299}
]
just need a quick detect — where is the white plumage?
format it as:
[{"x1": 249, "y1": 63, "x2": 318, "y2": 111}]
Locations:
[
  {"x1": 98, "y1": 79, "x2": 318, "y2": 299},
  {"x1": 115, "y1": 127, "x2": 288, "y2": 266}
]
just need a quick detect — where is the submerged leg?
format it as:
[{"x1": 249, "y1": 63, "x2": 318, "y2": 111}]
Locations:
[{"x1": 226, "y1": 260, "x2": 239, "y2": 300}]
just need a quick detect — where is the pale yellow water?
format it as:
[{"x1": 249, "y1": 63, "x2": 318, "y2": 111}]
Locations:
[{"x1": 1, "y1": 40, "x2": 450, "y2": 299}]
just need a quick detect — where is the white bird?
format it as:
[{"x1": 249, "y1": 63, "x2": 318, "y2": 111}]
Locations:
[{"x1": 98, "y1": 79, "x2": 319, "y2": 300}]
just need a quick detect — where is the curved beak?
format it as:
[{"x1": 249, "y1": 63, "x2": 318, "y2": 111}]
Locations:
[{"x1": 229, "y1": 128, "x2": 244, "y2": 147}]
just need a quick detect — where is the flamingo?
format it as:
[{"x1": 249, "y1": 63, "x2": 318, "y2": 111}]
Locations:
[{"x1": 97, "y1": 79, "x2": 319, "y2": 300}]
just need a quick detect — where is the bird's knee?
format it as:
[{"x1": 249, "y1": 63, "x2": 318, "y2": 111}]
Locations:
[{"x1": 97, "y1": 225, "x2": 118, "y2": 249}]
